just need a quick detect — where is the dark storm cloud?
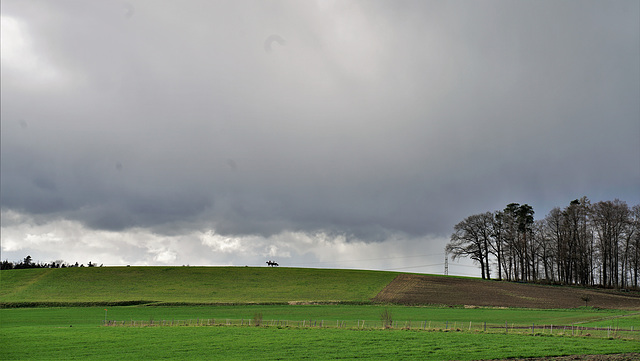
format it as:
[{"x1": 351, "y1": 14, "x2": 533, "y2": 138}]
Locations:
[{"x1": 2, "y1": 0, "x2": 638, "y2": 253}]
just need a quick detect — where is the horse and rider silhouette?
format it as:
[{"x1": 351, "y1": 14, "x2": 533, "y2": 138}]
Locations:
[{"x1": 266, "y1": 260, "x2": 279, "y2": 267}]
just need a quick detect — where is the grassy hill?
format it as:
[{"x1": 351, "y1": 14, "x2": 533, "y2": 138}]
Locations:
[
  {"x1": 0, "y1": 266, "x2": 396, "y2": 305},
  {"x1": 2, "y1": 266, "x2": 639, "y2": 309}
]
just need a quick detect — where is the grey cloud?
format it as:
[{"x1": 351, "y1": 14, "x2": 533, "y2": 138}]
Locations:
[
  {"x1": 1, "y1": 0, "x2": 638, "y2": 256},
  {"x1": 264, "y1": 34, "x2": 286, "y2": 53},
  {"x1": 123, "y1": 3, "x2": 135, "y2": 19}
]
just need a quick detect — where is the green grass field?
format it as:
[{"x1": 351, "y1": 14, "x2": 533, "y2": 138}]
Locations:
[
  {"x1": 0, "y1": 267, "x2": 396, "y2": 304},
  {"x1": 2, "y1": 324, "x2": 638, "y2": 361},
  {"x1": 1, "y1": 267, "x2": 638, "y2": 360},
  {"x1": 2, "y1": 305, "x2": 637, "y2": 329}
]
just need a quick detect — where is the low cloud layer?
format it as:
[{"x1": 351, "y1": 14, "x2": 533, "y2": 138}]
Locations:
[{"x1": 2, "y1": 1, "x2": 638, "y2": 274}]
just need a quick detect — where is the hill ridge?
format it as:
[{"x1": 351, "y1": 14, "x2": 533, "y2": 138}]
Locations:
[{"x1": 2, "y1": 267, "x2": 639, "y2": 309}]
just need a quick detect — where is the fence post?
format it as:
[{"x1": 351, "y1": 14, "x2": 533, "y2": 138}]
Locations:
[
  {"x1": 532, "y1": 323, "x2": 535, "y2": 335},
  {"x1": 469, "y1": 321, "x2": 472, "y2": 331},
  {"x1": 505, "y1": 321, "x2": 508, "y2": 333},
  {"x1": 484, "y1": 322, "x2": 486, "y2": 332}
]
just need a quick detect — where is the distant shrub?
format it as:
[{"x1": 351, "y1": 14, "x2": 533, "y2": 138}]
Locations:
[
  {"x1": 253, "y1": 312, "x2": 263, "y2": 327},
  {"x1": 380, "y1": 308, "x2": 393, "y2": 328}
]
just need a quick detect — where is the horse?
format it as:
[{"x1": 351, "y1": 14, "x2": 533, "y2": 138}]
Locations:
[{"x1": 266, "y1": 261, "x2": 279, "y2": 267}]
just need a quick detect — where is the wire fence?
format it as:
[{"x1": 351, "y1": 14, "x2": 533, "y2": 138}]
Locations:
[{"x1": 102, "y1": 318, "x2": 639, "y2": 340}]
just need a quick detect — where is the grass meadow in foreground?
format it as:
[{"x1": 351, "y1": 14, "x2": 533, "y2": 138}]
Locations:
[
  {"x1": 1, "y1": 305, "x2": 638, "y2": 360},
  {"x1": 1, "y1": 324, "x2": 638, "y2": 361}
]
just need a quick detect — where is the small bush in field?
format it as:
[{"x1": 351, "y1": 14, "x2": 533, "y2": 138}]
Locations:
[
  {"x1": 581, "y1": 295, "x2": 591, "y2": 307},
  {"x1": 380, "y1": 308, "x2": 393, "y2": 328},
  {"x1": 253, "y1": 312, "x2": 263, "y2": 326}
]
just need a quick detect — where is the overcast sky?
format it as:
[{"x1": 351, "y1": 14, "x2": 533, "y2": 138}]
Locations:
[{"x1": 2, "y1": 0, "x2": 639, "y2": 276}]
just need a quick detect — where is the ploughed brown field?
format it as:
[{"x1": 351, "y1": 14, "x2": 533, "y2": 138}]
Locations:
[
  {"x1": 373, "y1": 274, "x2": 640, "y2": 310},
  {"x1": 490, "y1": 354, "x2": 639, "y2": 361}
]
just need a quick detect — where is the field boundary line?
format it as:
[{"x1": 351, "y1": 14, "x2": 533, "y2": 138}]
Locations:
[
  {"x1": 573, "y1": 311, "x2": 640, "y2": 325},
  {"x1": 100, "y1": 318, "x2": 640, "y2": 340}
]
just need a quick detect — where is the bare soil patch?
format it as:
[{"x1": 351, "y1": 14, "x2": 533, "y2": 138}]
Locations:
[
  {"x1": 373, "y1": 274, "x2": 640, "y2": 309},
  {"x1": 488, "y1": 353, "x2": 639, "y2": 361}
]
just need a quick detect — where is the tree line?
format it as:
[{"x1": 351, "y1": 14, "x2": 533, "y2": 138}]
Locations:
[
  {"x1": 446, "y1": 197, "x2": 640, "y2": 289},
  {"x1": 0, "y1": 255, "x2": 102, "y2": 270}
]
